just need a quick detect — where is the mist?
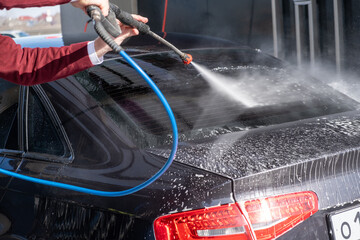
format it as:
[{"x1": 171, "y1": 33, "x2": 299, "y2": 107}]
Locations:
[
  {"x1": 306, "y1": 63, "x2": 360, "y2": 105},
  {"x1": 191, "y1": 62, "x2": 258, "y2": 107},
  {"x1": 189, "y1": 58, "x2": 345, "y2": 110}
]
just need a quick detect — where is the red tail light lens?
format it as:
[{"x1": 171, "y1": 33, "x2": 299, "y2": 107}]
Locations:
[
  {"x1": 154, "y1": 203, "x2": 253, "y2": 240},
  {"x1": 154, "y1": 191, "x2": 318, "y2": 240},
  {"x1": 243, "y1": 191, "x2": 318, "y2": 240}
]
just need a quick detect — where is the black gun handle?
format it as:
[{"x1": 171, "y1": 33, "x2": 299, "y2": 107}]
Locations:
[
  {"x1": 86, "y1": 5, "x2": 122, "y2": 53},
  {"x1": 110, "y1": 3, "x2": 150, "y2": 34},
  {"x1": 86, "y1": 5, "x2": 121, "y2": 38}
]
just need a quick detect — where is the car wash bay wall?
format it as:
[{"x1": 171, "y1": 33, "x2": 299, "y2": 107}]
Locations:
[
  {"x1": 136, "y1": 0, "x2": 360, "y2": 74},
  {"x1": 271, "y1": 0, "x2": 360, "y2": 74},
  {"x1": 61, "y1": 0, "x2": 360, "y2": 75},
  {"x1": 61, "y1": 0, "x2": 273, "y2": 52},
  {"x1": 136, "y1": 0, "x2": 273, "y2": 52}
]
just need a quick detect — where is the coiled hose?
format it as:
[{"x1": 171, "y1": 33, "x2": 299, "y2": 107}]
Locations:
[{"x1": 0, "y1": 6, "x2": 178, "y2": 197}]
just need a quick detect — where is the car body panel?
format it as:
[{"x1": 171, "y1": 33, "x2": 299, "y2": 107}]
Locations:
[
  {"x1": 1, "y1": 30, "x2": 29, "y2": 38},
  {"x1": 0, "y1": 155, "x2": 22, "y2": 199},
  {"x1": 233, "y1": 111, "x2": 360, "y2": 206},
  {"x1": 1, "y1": 33, "x2": 360, "y2": 239},
  {"x1": 0, "y1": 72, "x2": 234, "y2": 239}
]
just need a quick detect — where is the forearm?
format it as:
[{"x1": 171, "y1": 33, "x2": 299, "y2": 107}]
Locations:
[
  {"x1": 0, "y1": 36, "x2": 93, "y2": 85},
  {"x1": 0, "y1": 0, "x2": 70, "y2": 9},
  {"x1": 93, "y1": 35, "x2": 128, "y2": 57}
]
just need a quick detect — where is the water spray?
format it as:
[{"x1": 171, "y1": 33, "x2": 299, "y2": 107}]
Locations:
[{"x1": 191, "y1": 62, "x2": 257, "y2": 107}]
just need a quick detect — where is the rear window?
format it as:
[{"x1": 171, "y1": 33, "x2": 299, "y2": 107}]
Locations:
[{"x1": 74, "y1": 48, "x2": 359, "y2": 148}]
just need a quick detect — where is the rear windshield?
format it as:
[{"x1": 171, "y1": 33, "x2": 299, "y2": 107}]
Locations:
[{"x1": 74, "y1": 48, "x2": 359, "y2": 148}]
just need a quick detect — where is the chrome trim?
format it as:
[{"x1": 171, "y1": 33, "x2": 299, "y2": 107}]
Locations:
[
  {"x1": 27, "y1": 85, "x2": 74, "y2": 163},
  {"x1": 18, "y1": 86, "x2": 28, "y2": 152}
]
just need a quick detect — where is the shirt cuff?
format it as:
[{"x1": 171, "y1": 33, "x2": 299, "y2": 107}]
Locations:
[
  {"x1": 87, "y1": 41, "x2": 104, "y2": 65},
  {"x1": 70, "y1": 0, "x2": 78, "y2": 2}
]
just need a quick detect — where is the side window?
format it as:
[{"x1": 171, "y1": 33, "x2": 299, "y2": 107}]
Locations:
[
  {"x1": 27, "y1": 88, "x2": 68, "y2": 157},
  {"x1": 0, "y1": 80, "x2": 19, "y2": 150}
]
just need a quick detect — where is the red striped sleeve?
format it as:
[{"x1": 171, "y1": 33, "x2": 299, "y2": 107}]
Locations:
[
  {"x1": 0, "y1": 35, "x2": 93, "y2": 86},
  {"x1": 0, "y1": 0, "x2": 70, "y2": 9}
]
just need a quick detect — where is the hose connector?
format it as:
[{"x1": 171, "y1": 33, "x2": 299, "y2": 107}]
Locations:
[{"x1": 86, "y1": 5, "x2": 123, "y2": 53}]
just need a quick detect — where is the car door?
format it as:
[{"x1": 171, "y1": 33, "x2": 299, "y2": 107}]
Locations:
[
  {"x1": 0, "y1": 80, "x2": 24, "y2": 237},
  {"x1": 0, "y1": 84, "x2": 74, "y2": 237},
  {"x1": 0, "y1": 80, "x2": 23, "y2": 198},
  {"x1": 7, "y1": 85, "x2": 73, "y2": 193}
]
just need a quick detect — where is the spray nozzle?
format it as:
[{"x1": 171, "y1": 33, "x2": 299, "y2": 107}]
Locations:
[{"x1": 181, "y1": 53, "x2": 193, "y2": 65}]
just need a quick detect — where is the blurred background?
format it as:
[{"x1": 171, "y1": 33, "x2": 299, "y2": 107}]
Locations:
[
  {"x1": 1, "y1": 0, "x2": 360, "y2": 79},
  {"x1": 0, "y1": 6, "x2": 61, "y2": 36}
]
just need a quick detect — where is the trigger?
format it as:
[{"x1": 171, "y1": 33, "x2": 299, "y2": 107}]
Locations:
[
  {"x1": 84, "y1": 19, "x2": 92, "y2": 33},
  {"x1": 102, "y1": 9, "x2": 122, "y2": 37}
]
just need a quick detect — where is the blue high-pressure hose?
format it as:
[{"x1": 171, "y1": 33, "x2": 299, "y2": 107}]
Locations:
[
  {"x1": 0, "y1": 5, "x2": 191, "y2": 197},
  {"x1": 0, "y1": 13, "x2": 179, "y2": 197},
  {"x1": 0, "y1": 50, "x2": 178, "y2": 197}
]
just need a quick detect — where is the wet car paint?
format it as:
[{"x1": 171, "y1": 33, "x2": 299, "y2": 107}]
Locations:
[
  {"x1": 1, "y1": 33, "x2": 360, "y2": 239},
  {"x1": 166, "y1": 112, "x2": 360, "y2": 239},
  {"x1": 0, "y1": 79, "x2": 234, "y2": 239}
]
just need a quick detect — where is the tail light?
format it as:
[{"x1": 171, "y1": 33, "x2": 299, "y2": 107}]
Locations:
[
  {"x1": 154, "y1": 191, "x2": 318, "y2": 240},
  {"x1": 154, "y1": 203, "x2": 253, "y2": 240},
  {"x1": 243, "y1": 191, "x2": 318, "y2": 240}
]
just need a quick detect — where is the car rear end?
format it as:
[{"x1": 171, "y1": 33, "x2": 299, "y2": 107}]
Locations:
[
  {"x1": 10, "y1": 35, "x2": 360, "y2": 240},
  {"x1": 157, "y1": 110, "x2": 360, "y2": 239},
  {"x1": 165, "y1": 111, "x2": 360, "y2": 240},
  {"x1": 121, "y1": 47, "x2": 360, "y2": 239}
]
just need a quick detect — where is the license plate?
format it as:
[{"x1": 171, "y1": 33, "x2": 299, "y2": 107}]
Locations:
[{"x1": 329, "y1": 205, "x2": 360, "y2": 240}]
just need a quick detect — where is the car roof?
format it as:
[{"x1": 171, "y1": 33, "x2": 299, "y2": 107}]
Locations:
[
  {"x1": 13, "y1": 34, "x2": 63, "y2": 48},
  {"x1": 13, "y1": 32, "x2": 239, "y2": 52}
]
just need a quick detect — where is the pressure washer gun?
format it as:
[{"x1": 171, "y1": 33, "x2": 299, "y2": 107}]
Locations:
[
  {"x1": 86, "y1": 3, "x2": 193, "y2": 64},
  {"x1": 0, "y1": 4, "x2": 182, "y2": 197}
]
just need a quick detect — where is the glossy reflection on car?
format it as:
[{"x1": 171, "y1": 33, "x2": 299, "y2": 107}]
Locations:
[{"x1": 0, "y1": 33, "x2": 360, "y2": 239}]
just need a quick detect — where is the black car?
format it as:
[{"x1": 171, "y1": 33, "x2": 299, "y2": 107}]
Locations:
[{"x1": 1, "y1": 33, "x2": 360, "y2": 240}]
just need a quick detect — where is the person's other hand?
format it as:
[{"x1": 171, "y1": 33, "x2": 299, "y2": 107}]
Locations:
[
  {"x1": 94, "y1": 14, "x2": 148, "y2": 58},
  {"x1": 71, "y1": 0, "x2": 109, "y2": 16},
  {"x1": 115, "y1": 14, "x2": 149, "y2": 42}
]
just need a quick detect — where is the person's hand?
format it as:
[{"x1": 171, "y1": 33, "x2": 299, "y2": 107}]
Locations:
[
  {"x1": 116, "y1": 14, "x2": 149, "y2": 40},
  {"x1": 94, "y1": 14, "x2": 149, "y2": 58},
  {"x1": 71, "y1": 0, "x2": 109, "y2": 16}
]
